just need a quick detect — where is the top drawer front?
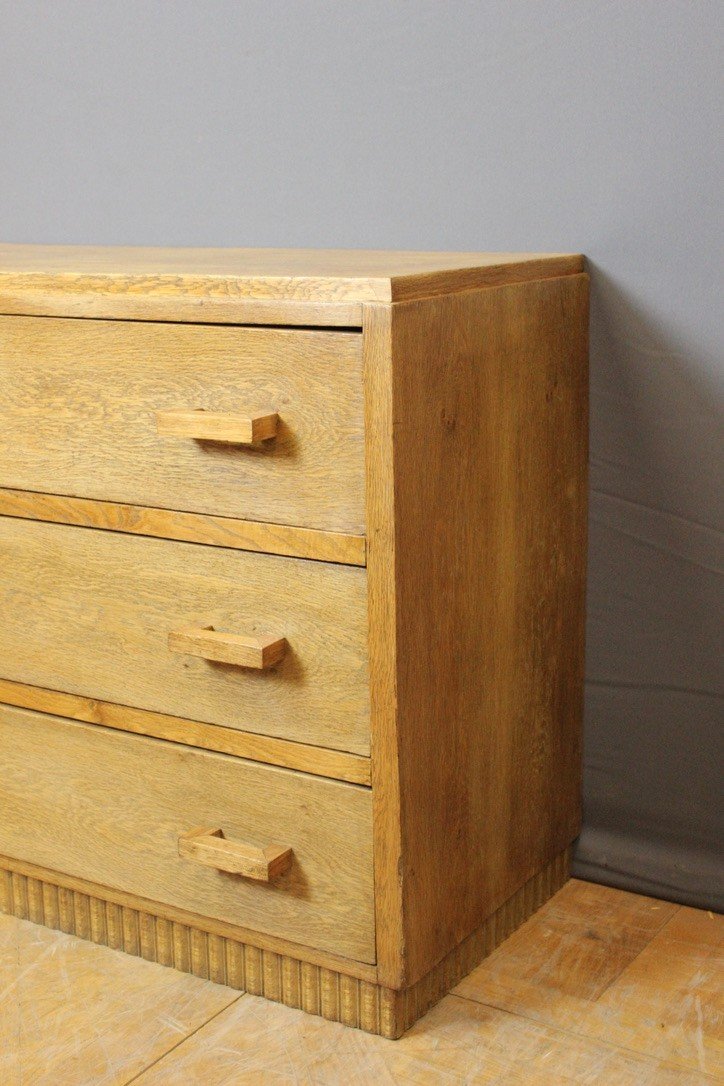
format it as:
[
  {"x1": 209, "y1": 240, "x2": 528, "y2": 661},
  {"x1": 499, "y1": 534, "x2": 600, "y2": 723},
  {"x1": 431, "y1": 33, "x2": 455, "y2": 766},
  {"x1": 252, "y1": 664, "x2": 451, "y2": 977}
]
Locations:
[{"x1": 0, "y1": 316, "x2": 365, "y2": 534}]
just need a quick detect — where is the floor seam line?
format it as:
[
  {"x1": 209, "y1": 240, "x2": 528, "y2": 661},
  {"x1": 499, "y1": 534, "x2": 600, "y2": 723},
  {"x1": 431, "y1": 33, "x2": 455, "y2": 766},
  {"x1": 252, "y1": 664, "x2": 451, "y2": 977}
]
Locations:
[
  {"x1": 446, "y1": 991, "x2": 713, "y2": 1077},
  {"x1": 119, "y1": 991, "x2": 248, "y2": 1085},
  {"x1": 592, "y1": 904, "x2": 683, "y2": 1002}
]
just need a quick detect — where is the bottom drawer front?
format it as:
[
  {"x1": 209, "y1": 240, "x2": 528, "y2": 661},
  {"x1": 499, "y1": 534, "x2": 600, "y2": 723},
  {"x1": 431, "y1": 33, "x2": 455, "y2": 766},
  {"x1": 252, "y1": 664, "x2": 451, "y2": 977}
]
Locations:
[{"x1": 0, "y1": 704, "x2": 375, "y2": 963}]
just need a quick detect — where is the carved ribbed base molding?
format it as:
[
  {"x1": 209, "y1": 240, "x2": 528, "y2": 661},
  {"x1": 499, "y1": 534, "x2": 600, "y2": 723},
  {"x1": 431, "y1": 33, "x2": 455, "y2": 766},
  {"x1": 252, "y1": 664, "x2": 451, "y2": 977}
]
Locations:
[{"x1": 0, "y1": 848, "x2": 569, "y2": 1039}]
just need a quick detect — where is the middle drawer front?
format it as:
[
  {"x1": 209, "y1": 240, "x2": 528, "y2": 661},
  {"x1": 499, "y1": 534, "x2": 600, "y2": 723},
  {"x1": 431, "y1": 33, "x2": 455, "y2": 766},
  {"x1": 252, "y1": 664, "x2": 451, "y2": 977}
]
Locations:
[
  {"x1": 0, "y1": 703, "x2": 376, "y2": 963},
  {"x1": 0, "y1": 518, "x2": 370, "y2": 756}
]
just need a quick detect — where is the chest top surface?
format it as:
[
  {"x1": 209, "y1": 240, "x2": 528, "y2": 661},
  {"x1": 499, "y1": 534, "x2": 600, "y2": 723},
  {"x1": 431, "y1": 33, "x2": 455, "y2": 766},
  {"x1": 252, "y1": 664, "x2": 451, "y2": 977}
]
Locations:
[{"x1": 0, "y1": 244, "x2": 583, "y2": 313}]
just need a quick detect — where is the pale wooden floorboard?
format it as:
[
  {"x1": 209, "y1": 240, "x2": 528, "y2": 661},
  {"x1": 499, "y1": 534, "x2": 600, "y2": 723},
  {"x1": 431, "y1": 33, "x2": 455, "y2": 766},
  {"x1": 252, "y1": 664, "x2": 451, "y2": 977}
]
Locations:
[
  {"x1": 130, "y1": 989, "x2": 715, "y2": 1085},
  {"x1": 2, "y1": 879, "x2": 721, "y2": 1085},
  {"x1": 0, "y1": 912, "x2": 239, "y2": 1086},
  {"x1": 455, "y1": 880, "x2": 723, "y2": 1079}
]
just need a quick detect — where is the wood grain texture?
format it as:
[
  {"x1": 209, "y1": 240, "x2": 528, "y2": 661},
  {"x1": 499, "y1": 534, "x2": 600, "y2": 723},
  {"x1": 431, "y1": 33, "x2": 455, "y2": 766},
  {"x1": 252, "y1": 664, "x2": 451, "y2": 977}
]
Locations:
[
  {"x1": 0, "y1": 517, "x2": 370, "y2": 755},
  {"x1": 0, "y1": 847, "x2": 568, "y2": 1039},
  {"x1": 0, "y1": 488, "x2": 366, "y2": 565},
  {"x1": 0, "y1": 315, "x2": 365, "y2": 534},
  {"x1": 0, "y1": 678, "x2": 371, "y2": 785},
  {"x1": 0, "y1": 704, "x2": 375, "y2": 962},
  {"x1": 362, "y1": 304, "x2": 406, "y2": 984},
  {"x1": 0, "y1": 245, "x2": 584, "y2": 324},
  {"x1": 365, "y1": 275, "x2": 589, "y2": 988}
]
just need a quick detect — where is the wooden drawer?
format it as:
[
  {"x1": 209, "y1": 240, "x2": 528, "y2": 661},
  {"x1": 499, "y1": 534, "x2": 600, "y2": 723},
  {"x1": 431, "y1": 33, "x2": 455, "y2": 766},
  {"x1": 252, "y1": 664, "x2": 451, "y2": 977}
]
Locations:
[
  {"x1": 0, "y1": 315, "x2": 364, "y2": 534},
  {"x1": 0, "y1": 517, "x2": 370, "y2": 755},
  {"x1": 0, "y1": 704, "x2": 375, "y2": 962}
]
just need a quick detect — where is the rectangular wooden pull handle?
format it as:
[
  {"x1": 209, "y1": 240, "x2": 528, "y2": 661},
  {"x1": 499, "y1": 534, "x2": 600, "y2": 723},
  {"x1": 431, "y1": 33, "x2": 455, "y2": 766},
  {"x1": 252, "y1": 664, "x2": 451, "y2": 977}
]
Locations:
[
  {"x1": 156, "y1": 409, "x2": 278, "y2": 444},
  {"x1": 168, "y1": 625, "x2": 287, "y2": 669},
  {"x1": 179, "y1": 828, "x2": 293, "y2": 881}
]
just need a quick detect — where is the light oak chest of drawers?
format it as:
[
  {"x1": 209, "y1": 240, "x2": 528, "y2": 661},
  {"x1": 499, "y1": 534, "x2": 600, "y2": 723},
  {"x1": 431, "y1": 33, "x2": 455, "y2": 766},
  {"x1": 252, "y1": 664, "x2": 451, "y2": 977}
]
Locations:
[{"x1": 0, "y1": 245, "x2": 588, "y2": 1037}]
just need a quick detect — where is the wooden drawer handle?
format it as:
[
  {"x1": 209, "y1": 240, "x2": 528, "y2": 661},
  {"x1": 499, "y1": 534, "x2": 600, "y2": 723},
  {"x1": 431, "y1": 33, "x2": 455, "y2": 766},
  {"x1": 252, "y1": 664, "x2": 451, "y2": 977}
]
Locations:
[
  {"x1": 179, "y1": 827, "x2": 293, "y2": 881},
  {"x1": 168, "y1": 625, "x2": 287, "y2": 669},
  {"x1": 156, "y1": 409, "x2": 278, "y2": 444}
]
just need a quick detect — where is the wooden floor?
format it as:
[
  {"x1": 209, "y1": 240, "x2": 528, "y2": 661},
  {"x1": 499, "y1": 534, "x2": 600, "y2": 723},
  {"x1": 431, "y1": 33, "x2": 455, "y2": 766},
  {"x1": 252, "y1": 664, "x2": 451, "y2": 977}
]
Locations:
[{"x1": 1, "y1": 879, "x2": 721, "y2": 1084}]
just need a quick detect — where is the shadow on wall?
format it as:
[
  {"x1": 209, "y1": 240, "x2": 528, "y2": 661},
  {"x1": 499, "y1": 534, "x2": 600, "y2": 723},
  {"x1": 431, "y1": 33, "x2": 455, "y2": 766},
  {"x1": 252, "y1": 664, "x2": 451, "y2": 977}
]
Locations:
[{"x1": 572, "y1": 264, "x2": 724, "y2": 911}]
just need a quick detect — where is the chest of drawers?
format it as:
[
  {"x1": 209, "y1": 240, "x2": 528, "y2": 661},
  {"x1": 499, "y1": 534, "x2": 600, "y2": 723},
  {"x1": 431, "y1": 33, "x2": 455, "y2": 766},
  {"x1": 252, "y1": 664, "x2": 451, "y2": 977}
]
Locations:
[{"x1": 0, "y1": 246, "x2": 588, "y2": 1037}]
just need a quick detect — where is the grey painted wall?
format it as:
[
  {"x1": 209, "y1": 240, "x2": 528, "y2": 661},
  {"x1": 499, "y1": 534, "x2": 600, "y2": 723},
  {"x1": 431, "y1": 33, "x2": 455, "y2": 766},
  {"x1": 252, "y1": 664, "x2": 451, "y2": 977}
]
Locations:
[{"x1": 2, "y1": 1, "x2": 722, "y2": 907}]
